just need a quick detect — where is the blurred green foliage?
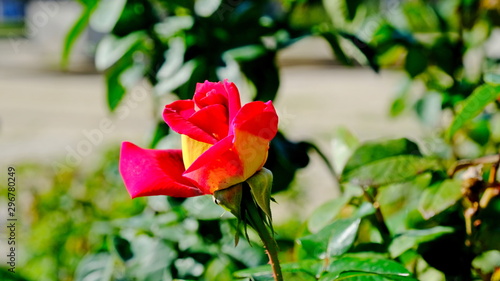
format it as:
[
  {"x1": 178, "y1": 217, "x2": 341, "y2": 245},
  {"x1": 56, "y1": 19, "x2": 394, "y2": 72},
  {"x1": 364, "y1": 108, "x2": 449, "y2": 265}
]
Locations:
[
  {"x1": 6, "y1": 0, "x2": 500, "y2": 280},
  {"x1": 333, "y1": 0, "x2": 500, "y2": 158}
]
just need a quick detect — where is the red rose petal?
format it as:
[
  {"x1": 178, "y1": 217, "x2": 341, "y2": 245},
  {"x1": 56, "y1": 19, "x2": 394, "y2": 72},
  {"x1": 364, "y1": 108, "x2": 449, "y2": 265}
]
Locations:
[
  {"x1": 231, "y1": 101, "x2": 278, "y2": 179},
  {"x1": 163, "y1": 100, "x2": 218, "y2": 144},
  {"x1": 232, "y1": 101, "x2": 279, "y2": 141},
  {"x1": 119, "y1": 142, "x2": 204, "y2": 198},
  {"x1": 188, "y1": 104, "x2": 229, "y2": 140}
]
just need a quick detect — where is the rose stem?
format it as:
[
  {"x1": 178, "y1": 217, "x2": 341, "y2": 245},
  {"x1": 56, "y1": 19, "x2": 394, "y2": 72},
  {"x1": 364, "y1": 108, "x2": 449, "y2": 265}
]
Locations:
[{"x1": 245, "y1": 199, "x2": 284, "y2": 281}]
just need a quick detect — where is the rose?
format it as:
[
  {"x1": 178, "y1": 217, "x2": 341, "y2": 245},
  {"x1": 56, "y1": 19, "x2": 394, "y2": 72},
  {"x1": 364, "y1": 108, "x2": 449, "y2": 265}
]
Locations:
[{"x1": 119, "y1": 80, "x2": 279, "y2": 198}]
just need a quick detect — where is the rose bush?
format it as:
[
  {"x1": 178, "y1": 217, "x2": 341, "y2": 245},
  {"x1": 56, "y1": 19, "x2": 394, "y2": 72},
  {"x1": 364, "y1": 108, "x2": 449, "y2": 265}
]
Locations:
[{"x1": 119, "y1": 80, "x2": 279, "y2": 198}]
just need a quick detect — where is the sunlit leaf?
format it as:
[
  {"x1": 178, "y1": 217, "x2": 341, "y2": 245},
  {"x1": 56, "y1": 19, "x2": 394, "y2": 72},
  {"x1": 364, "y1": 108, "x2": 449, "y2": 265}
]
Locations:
[
  {"x1": 321, "y1": 255, "x2": 413, "y2": 281},
  {"x1": 204, "y1": 258, "x2": 236, "y2": 281},
  {"x1": 234, "y1": 260, "x2": 322, "y2": 280},
  {"x1": 388, "y1": 226, "x2": 455, "y2": 258},
  {"x1": 321, "y1": 32, "x2": 352, "y2": 66},
  {"x1": 334, "y1": 271, "x2": 418, "y2": 280},
  {"x1": 447, "y1": 84, "x2": 500, "y2": 140},
  {"x1": 182, "y1": 196, "x2": 226, "y2": 220},
  {"x1": 389, "y1": 79, "x2": 412, "y2": 117},
  {"x1": 342, "y1": 156, "x2": 438, "y2": 187},
  {"x1": 339, "y1": 32, "x2": 379, "y2": 72},
  {"x1": 128, "y1": 236, "x2": 177, "y2": 280},
  {"x1": 155, "y1": 59, "x2": 198, "y2": 96},
  {"x1": 154, "y1": 16, "x2": 194, "y2": 40},
  {"x1": 331, "y1": 127, "x2": 359, "y2": 175},
  {"x1": 298, "y1": 218, "x2": 361, "y2": 259},
  {"x1": 74, "y1": 253, "x2": 114, "y2": 281},
  {"x1": 472, "y1": 250, "x2": 500, "y2": 274},
  {"x1": 307, "y1": 195, "x2": 351, "y2": 233},
  {"x1": 95, "y1": 32, "x2": 147, "y2": 71},
  {"x1": 484, "y1": 73, "x2": 500, "y2": 85},
  {"x1": 61, "y1": 0, "x2": 98, "y2": 69},
  {"x1": 415, "y1": 91, "x2": 443, "y2": 128},
  {"x1": 344, "y1": 0, "x2": 363, "y2": 20},
  {"x1": 105, "y1": 57, "x2": 146, "y2": 111},
  {"x1": 194, "y1": 0, "x2": 222, "y2": 17},
  {"x1": 402, "y1": 1, "x2": 439, "y2": 32},
  {"x1": 343, "y1": 138, "x2": 421, "y2": 176},
  {"x1": 90, "y1": 0, "x2": 127, "y2": 33}
]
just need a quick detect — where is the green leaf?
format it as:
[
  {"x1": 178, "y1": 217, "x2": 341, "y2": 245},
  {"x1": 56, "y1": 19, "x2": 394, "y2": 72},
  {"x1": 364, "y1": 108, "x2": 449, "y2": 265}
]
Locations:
[
  {"x1": 157, "y1": 37, "x2": 186, "y2": 79},
  {"x1": 95, "y1": 32, "x2": 147, "y2": 71},
  {"x1": 321, "y1": 255, "x2": 413, "y2": 281},
  {"x1": 388, "y1": 226, "x2": 455, "y2": 258},
  {"x1": 405, "y1": 46, "x2": 427, "y2": 78},
  {"x1": 298, "y1": 218, "x2": 361, "y2": 259},
  {"x1": 344, "y1": 0, "x2": 363, "y2": 20},
  {"x1": 90, "y1": 0, "x2": 127, "y2": 33},
  {"x1": 339, "y1": 32, "x2": 379, "y2": 72},
  {"x1": 472, "y1": 250, "x2": 500, "y2": 274},
  {"x1": 389, "y1": 80, "x2": 411, "y2": 117},
  {"x1": 307, "y1": 195, "x2": 351, "y2": 233},
  {"x1": 74, "y1": 253, "x2": 114, "y2": 281},
  {"x1": 334, "y1": 271, "x2": 418, "y2": 281},
  {"x1": 247, "y1": 167, "x2": 274, "y2": 221},
  {"x1": 447, "y1": 84, "x2": 500, "y2": 140},
  {"x1": 321, "y1": 32, "x2": 352, "y2": 66},
  {"x1": 128, "y1": 236, "x2": 177, "y2": 280},
  {"x1": 155, "y1": 59, "x2": 198, "y2": 97},
  {"x1": 204, "y1": 258, "x2": 236, "y2": 281},
  {"x1": 418, "y1": 179, "x2": 462, "y2": 219},
  {"x1": 154, "y1": 16, "x2": 194, "y2": 40},
  {"x1": 194, "y1": 0, "x2": 222, "y2": 17},
  {"x1": 467, "y1": 118, "x2": 491, "y2": 146},
  {"x1": 111, "y1": 235, "x2": 133, "y2": 261},
  {"x1": 174, "y1": 257, "x2": 204, "y2": 278},
  {"x1": 484, "y1": 73, "x2": 500, "y2": 85},
  {"x1": 414, "y1": 91, "x2": 443, "y2": 128},
  {"x1": 61, "y1": 0, "x2": 98, "y2": 69},
  {"x1": 235, "y1": 260, "x2": 323, "y2": 280},
  {"x1": 331, "y1": 127, "x2": 359, "y2": 175},
  {"x1": 0, "y1": 268, "x2": 31, "y2": 281},
  {"x1": 402, "y1": 1, "x2": 439, "y2": 32},
  {"x1": 183, "y1": 195, "x2": 227, "y2": 220},
  {"x1": 224, "y1": 45, "x2": 267, "y2": 62},
  {"x1": 343, "y1": 138, "x2": 421, "y2": 176},
  {"x1": 105, "y1": 69, "x2": 126, "y2": 111},
  {"x1": 342, "y1": 155, "x2": 438, "y2": 187}
]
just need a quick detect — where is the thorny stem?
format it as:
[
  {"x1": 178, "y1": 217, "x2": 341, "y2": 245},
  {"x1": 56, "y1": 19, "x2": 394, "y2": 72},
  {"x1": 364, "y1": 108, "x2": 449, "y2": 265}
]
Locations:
[{"x1": 245, "y1": 199, "x2": 283, "y2": 281}]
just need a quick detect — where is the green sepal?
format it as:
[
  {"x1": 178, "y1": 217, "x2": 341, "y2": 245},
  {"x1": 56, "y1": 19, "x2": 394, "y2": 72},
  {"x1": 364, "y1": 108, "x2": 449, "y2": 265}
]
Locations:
[
  {"x1": 246, "y1": 168, "x2": 274, "y2": 223},
  {"x1": 213, "y1": 184, "x2": 243, "y2": 219}
]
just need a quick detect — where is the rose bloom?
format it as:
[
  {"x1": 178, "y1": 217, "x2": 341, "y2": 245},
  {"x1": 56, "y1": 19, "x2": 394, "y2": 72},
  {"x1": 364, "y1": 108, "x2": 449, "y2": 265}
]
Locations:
[{"x1": 119, "y1": 80, "x2": 278, "y2": 198}]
